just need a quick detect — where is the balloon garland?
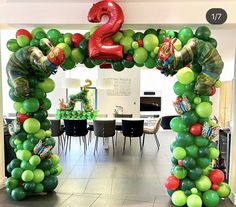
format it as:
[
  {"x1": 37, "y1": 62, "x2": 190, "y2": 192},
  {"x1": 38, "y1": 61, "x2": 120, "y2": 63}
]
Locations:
[
  {"x1": 56, "y1": 79, "x2": 97, "y2": 120},
  {"x1": 4, "y1": 0, "x2": 230, "y2": 205}
]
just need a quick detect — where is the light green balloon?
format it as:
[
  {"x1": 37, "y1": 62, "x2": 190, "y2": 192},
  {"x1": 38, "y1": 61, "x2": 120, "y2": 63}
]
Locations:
[
  {"x1": 120, "y1": 36, "x2": 133, "y2": 53},
  {"x1": 143, "y1": 34, "x2": 159, "y2": 52},
  {"x1": 177, "y1": 67, "x2": 195, "y2": 85},
  {"x1": 23, "y1": 118, "x2": 41, "y2": 134},
  {"x1": 196, "y1": 102, "x2": 212, "y2": 118},
  {"x1": 173, "y1": 147, "x2": 187, "y2": 160},
  {"x1": 34, "y1": 129, "x2": 46, "y2": 140},
  {"x1": 171, "y1": 190, "x2": 187, "y2": 206},
  {"x1": 195, "y1": 175, "x2": 211, "y2": 192},
  {"x1": 209, "y1": 148, "x2": 220, "y2": 159},
  {"x1": 29, "y1": 155, "x2": 41, "y2": 166},
  {"x1": 21, "y1": 170, "x2": 34, "y2": 182},
  {"x1": 187, "y1": 194, "x2": 202, "y2": 207},
  {"x1": 33, "y1": 169, "x2": 45, "y2": 183},
  {"x1": 14, "y1": 102, "x2": 23, "y2": 112},
  {"x1": 133, "y1": 47, "x2": 148, "y2": 64},
  {"x1": 123, "y1": 29, "x2": 135, "y2": 37}
]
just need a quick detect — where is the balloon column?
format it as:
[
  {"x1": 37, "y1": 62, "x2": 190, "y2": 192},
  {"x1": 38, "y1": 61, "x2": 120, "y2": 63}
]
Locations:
[
  {"x1": 4, "y1": 0, "x2": 230, "y2": 204},
  {"x1": 56, "y1": 80, "x2": 97, "y2": 120}
]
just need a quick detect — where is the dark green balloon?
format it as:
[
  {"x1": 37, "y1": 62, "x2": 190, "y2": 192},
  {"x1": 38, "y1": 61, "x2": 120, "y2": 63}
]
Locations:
[
  {"x1": 40, "y1": 119, "x2": 51, "y2": 130},
  {"x1": 208, "y1": 38, "x2": 217, "y2": 48},
  {"x1": 171, "y1": 157, "x2": 178, "y2": 165},
  {"x1": 144, "y1": 56, "x2": 156, "y2": 69},
  {"x1": 84, "y1": 58, "x2": 95, "y2": 68},
  {"x1": 194, "y1": 136, "x2": 209, "y2": 147},
  {"x1": 197, "y1": 157, "x2": 211, "y2": 169},
  {"x1": 23, "y1": 98, "x2": 40, "y2": 113},
  {"x1": 188, "y1": 167, "x2": 202, "y2": 180},
  {"x1": 15, "y1": 131, "x2": 27, "y2": 141},
  {"x1": 35, "y1": 31, "x2": 47, "y2": 40},
  {"x1": 198, "y1": 147, "x2": 209, "y2": 157},
  {"x1": 11, "y1": 187, "x2": 26, "y2": 201},
  {"x1": 61, "y1": 57, "x2": 75, "y2": 70},
  {"x1": 173, "y1": 81, "x2": 185, "y2": 96},
  {"x1": 44, "y1": 137, "x2": 55, "y2": 147},
  {"x1": 176, "y1": 132, "x2": 194, "y2": 147},
  {"x1": 42, "y1": 98, "x2": 51, "y2": 110},
  {"x1": 185, "y1": 82, "x2": 196, "y2": 91},
  {"x1": 30, "y1": 39, "x2": 40, "y2": 47},
  {"x1": 78, "y1": 39, "x2": 88, "y2": 54},
  {"x1": 181, "y1": 178, "x2": 195, "y2": 190},
  {"x1": 33, "y1": 110, "x2": 47, "y2": 121},
  {"x1": 144, "y1": 28, "x2": 158, "y2": 36},
  {"x1": 200, "y1": 96, "x2": 210, "y2": 102},
  {"x1": 132, "y1": 32, "x2": 144, "y2": 41},
  {"x1": 23, "y1": 140, "x2": 34, "y2": 151},
  {"x1": 158, "y1": 33, "x2": 166, "y2": 45},
  {"x1": 38, "y1": 159, "x2": 53, "y2": 171},
  {"x1": 191, "y1": 62, "x2": 202, "y2": 73},
  {"x1": 42, "y1": 175, "x2": 58, "y2": 192},
  {"x1": 24, "y1": 182, "x2": 36, "y2": 192},
  {"x1": 122, "y1": 59, "x2": 135, "y2": 68},
  {"x1": 7, "y1": 164, "x2": 13, "y2": 173},
  {"x1": 182, "y1": 111, "x2": 199, "y2": 126},
  {"x1": 184, "y1": 190, "x2": 192, "y2": 196},
  {"x1": 10, "y1": 159, "x2": 21, "y2": 169},
  {"x1": 47, "y1": 29, "x2": 62, "y2": 46},
  {"x1": 195, "y1": 26, "x2": 211, "y2": 41},
  {"x1": 182, "y1": 90, "x2": 196, "y2": 101},
  {"x1": 112, "y1": 61, "x2": 125, "y2": 71},
  {"x1": 31, "y1": 88, "x2": 45, "y2": 99},
  {"x1": 9, "y1": 88, "x2": 24, "y2": 102},
  {"x1": 183, "y1": 157, "x2": 197, "y2": 169},
  {"x1": 198, "y1": 117, "x2": 209, "y2": 125},
  {"x1": 6, "y1": 177, "x2": 18, "y2": 190}
]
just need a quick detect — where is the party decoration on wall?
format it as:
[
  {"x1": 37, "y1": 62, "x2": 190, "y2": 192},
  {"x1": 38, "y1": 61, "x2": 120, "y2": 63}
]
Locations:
[
  {"x1": 4, "y1": 0, "x2": 229, "y2": 205},
  {"x1": 56, "y1": 79, "x2": 97, "y2": 120}
]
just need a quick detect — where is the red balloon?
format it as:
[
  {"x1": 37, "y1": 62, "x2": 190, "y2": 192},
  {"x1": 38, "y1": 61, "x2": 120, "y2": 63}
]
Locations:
[
  {"x1": 72, "y1": 33, "x2": 84, "y2": 48},
  {"x1": 17, "y1": 113, "x2": 29, "y2": 124},
  {"x1": 165, "y1": 176, "x2": 180, "y2": 190},
  {"x1": 211, "y1": 183, "x2": 219, "y2": 190},
  {"x1": 209, "y1": 169, "x2": 225, "y2": 184},
  {"x1": 16, "y1": 29, "x2": 32, "y2": 40},
  {"x1": 178, "y1": 160, "x2": 183, "y2": 166},
  {"x1": 210, "y1": 86, "x2": 216, "y2": 96},
  {"x1": 47, "y1": 47, "x2": 65, "y2": 66},
  {"x1": 190, "y1": 123, "x2": 202, "y2": 136},
  {"x1": 88, "y1": 0, "x2": 124, "y2": 60}
]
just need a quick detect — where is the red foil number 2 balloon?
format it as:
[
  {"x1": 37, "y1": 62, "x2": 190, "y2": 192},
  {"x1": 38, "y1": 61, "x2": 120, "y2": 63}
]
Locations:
[{"x1": 88, "y1": 0, "x2": 124, "y2": 60}]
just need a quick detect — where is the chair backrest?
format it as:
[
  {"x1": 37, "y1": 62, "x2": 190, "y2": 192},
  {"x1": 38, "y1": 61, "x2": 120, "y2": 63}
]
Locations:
[
  {"x1": 115, "y1": 114, "x2": 133, "y2": 118},
  {"x1": 93, "y1": 120, "x2": 116, "y2": 137},
  {"x1": 50, "y1": 119, "x2": 64, "y2": 137},
  {"x1": 122, "y1": 120, "x2": 144, "y2": 137},
  {"x1": 5, "y1": 118, "x2": 15, "y2": 124},
  {"x1": 64, "y1": 119, "x2": 88, "y2": 136},
  {"x1": 161, "y1": 115, "x2": 179, "y2": 129},
  {"x1": 153, "y1": 118, "x2": 162, "y2": 133}
]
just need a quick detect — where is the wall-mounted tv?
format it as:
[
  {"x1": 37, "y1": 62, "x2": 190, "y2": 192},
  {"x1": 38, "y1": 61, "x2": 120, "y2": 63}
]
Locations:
[{"x1": 140, "y1": 97, "x2": 161, "y2": 111}]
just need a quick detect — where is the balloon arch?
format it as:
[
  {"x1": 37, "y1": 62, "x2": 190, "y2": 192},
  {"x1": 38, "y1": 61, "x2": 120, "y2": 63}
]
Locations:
[{"x1": 4, "y1": 0, "x2": 231, "y2": 206}]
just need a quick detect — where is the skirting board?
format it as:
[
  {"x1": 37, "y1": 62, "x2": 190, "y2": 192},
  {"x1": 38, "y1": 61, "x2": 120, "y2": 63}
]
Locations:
[
  {"x1": 0, "y1": 177, "x2": 6, "y2": 189},
  {"x1": 229, "y1": 192, "x2": 236, "y2": 205}
]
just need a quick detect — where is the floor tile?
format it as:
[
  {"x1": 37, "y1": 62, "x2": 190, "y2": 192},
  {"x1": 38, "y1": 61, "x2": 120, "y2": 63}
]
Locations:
[{"x1": 84, "y1": 178, "x2": 113, "y2": 194}]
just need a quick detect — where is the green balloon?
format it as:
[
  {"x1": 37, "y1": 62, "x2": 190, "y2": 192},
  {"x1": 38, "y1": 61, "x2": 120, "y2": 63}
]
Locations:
[
  {"x1": 37, "y1": 78, "x2": 55, "y2": 93},
  {"x1": 24, "y1": 181, "x2": 36, "y2": 192},
  {"x1": 203, "y1": 190, "x2": 220, "y2": 207},
  {"x1": 11, "y1": 187, "x2": 26, "y2": 201},
  {"x1": 133, "y1": 47, "x2": 148, "y2": 64},
  {"x1": 50, "y1": 154, "x2": 60, "y2": 166},
  {"x1": 21, "y1": 170, "x2": 34, "y2": 182},
  {"x1": 195, "y1": 175, "x2": 211, "y2": 192},
  {"x1": 112, "y1": 31, "x2": 124, "y2": 43},
  {"x1": 144, "y1": 28, "x2": 158, "y2": 36},
  {"x1": 173, "y1": 147, "x2": 187, "y2": 160},
  {"x1": 33, "y1": 110, "x2": 47, "y2": 121},
  {"x1": 70, "y1": 48, "x2": 84, "y2": 64},
  {"x1": 42, "y1": 175, "x2": 58, "y2": 192},
  {"x1": 143, "y1": 34, "x2": 159, "y2": 52},
  {"x1": 158, "y1": 33, "x2": 166, "y2": 45},
  {"x1": 17, "y1": 35, "x2": 30, "y2": 47},
  {"x1": 176, "y1": 132, "x2": 193, "y2": 147},
  {"x1": 196, "y1": 102, "x2": 212, "y2": 118},
  {"x1": 23, "y1": 140, "x2": 34, "y2": 151},
  {"x1": 31, "y1": 88, "x2": 45, "y2": 99},
  {"x1": 40, "y1": 119, "x2": 51, "y2": 130},
  {"x1": 34, "y1": 129, "x2": 46, "y2": 140},
  {"x1": 187, "y1": 194, "x2": 202, "y2": 207},
  {"x1": 20, "y1": 160, "x2": 36, "y2": 171},
  {"x1": 173, "y1": 81, "x2": 186, "y2": 96},
  {"x1": 112, "y1": 61, "x2": 125, "y2": 72},
  {"x1": 188, "y1": 167, "x2": 202, "y2": 180},
  {"x1": 47, "y1": 29, "x2": 62, "y2": 46},
  {"x1": 183, "y1": 157, "x2": 196, "y2": 169},
  {"x1": 173, "y1": 166, "x2": 187, "y2": 179},
  {"x1": 217, "y1": 182, "x2": 231, "y2": 198},
  {"x1": 20, "y1": 149, "x2": 32, "y2": 161},
  {"x1": 33, "y1": 169, "x2": 45, "y2": 183},
  {"x1": 144, "y1": 56, "x2": 156, "y2": 69},
  {"x1": 30, "y1": 39, "x2": 40, "y2": 47},
  {"x1": 23, "y1": 118, "x2": 41, "y2": 134},
  {"x1": 38, "y1": 158, "x2": 53, "y2": 171},
  {"x1": 23, "y1": 98, "x2": 40, "y2": 113},
  {"x1": 83, "y1": 58, "x2": 95, "y2": 68},
  {"x1": 10, "y1": 159, "x2": 21, "y2": 169},
  {"x1": 170, "y1": 117, "x2": 188, "y2": 132},
  {"x1": 5, "y1": 177, "x2": 18, "y2": 190},
  {"x1": 177, "y1": 67, "x2": 195, "y2": 85},
  {"x1": 171, "y1": 190, "x2": 187, "y2": 206},
  {"x1": 9, "y1": 88, "x2": 25, "y2": 102},
  {"x1": 123, "y1": 29, "x2": 135, "y2": 37},
  {"x1": 44, "y1": 137, "x2": 56, "y2": 147},
  {"x1": 11, "y1": 167, "x2": 23, "y2": 179},
  {"x1": 185, "y1": 145, "x2": 198, "y2": 158},
  {"x1": 29, "y1": 155, "x2": 41, "y2": 166},
  {"x1": 35, "y1": 183, "x2": 44, "y2": 193},
  {"x1": 181, "y1": 178, "x2": 195, "y2": 191},
  {"x1": 78, "y1": 39, "x2": 88, "y2": 54},
  {"x1": 197, "y1": 157, "x2": 211, "y2": 169},
  {"x1": 166, "y1": 30, "x2": 176, "y2": 38},
  {"x1": 7, "y1": 39, "x2": 21, "y2": 52},
  {"x1": 209, "y1": 148, "x2": 220, "y2": 159},
  {"x1": 198, "y1": 147, "x2": 209, "y2": 157},
  {"x1": 182, "y1": 90, "x2": 196, "y2": 101},
  {"x1": 132, "y1": 32, "x2": 144, "y2": 41},
  {"x1": 42, "y1": 98, "x2": 52, "y2": 110},
  {"x1": 182, "y1": 111, "x2": 199, "y2": 126},
  {"x1": 194, "y1": 136, "x2": 209, "y2": 147},
  {"x1": 178, "y1": 27, "x2": 194, "y2": 45},
  {"x1": 195, "y1": 26, "x2": 211, "y2": 41},
  {"x1": 122, "y1": 59, "x2": 135, "y2": 68},
  {"x1": 35, "y1": 31, "x2": 47, "y2": 40},
  {"x1": 120, "y1": 36, "x2": 133, "y2": 53},
  {"x1": 31, "y1": 27, "x2": 45, "y2": 38},
  {"x1": 14, "y1": 101, "x2": 23, "y2": 112},
  {"x1": 209, "y1": 38, "x2": 217, "y2": 48}
]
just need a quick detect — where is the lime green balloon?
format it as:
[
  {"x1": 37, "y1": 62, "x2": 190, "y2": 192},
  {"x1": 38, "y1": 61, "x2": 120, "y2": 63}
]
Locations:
[
  {"x1": 7, "y1": 39, "x2": 21, "y2": 52},
  {"x1": 20, "y1": 149, "x2": 32, "y2": 161},
  {"x1": 17, "y1": 35, "x2": 30, "y2": 47},
  {"x1": 50, "y1": 154, "x2": 60, "y2": 166},
  {"x1": 37, "y1": 78, "x2": 55, "y2": 93},
  {"x1": 173, "y1": 81, "x2": 186, "y2": 96},
  {"x1": 203, "y1": 190, "x2": 220, "y2": 207},
  {"x1": 70, "y1": 48, "x2": 84, "y2": 64},
  {"x1": 33, "y1": 169, "x2": 45, "y2": 183},
  {"x1": 196, "y1": 102, "x2": 212, "y2": 118},
  {"x1": 143, "y1": 34, "x2": 159, "y2": 52},
  {"x1": 23, "y1": 118, "x2": 41, "y2": 134},
  {"x1": 56, "y1": 42, "x2": 71, "y2": 58},
  {"x1": 23, "y1": 98, "x2": 40, "y2": 113},
  {"x1": 29, "y1": 155, "x2": 41, "y2": 166},
  {"x1": 173, "y1": 147, "x2": 186, "y2": 160},
  {"x1": 177, "y1": 67, "x2": 195, "y2": 85},
  {"x1": 131, "y1": 41, "x2": 139, "y2": 49},
  {"x1": 11, "y1": 167, "x2": 23, "y2": 179},
  {"x1": 209, "y1": 147, "x2": 220, "y2": 159},
  {"x1": 112, "y1": 32, "x2": 124, "y2": 43},
  {"x1": 217, "y1": 182, "x2": 231, "y2": 198},
  {"x1": 34, "y1": 129, "x2": 46, "y2": 140},
  {"x1": 133, "y1": 47, "x2": 148, "y2": 64},
  {"x1": 187, "y1": 194, "x2": 202, "y2": 207},
  {"x1": 171, "y1": 190, "x2": 187, "y2": 206},
  {"x1": 195, "y1": 175, "x2": 211, "y2": 192},
  {"x1": 14, "y1": 102, "x2": 23, "y2": 112},
  {"x1": 173, "y1": 38, "x2": 182, "y2": 51},
  {"x1": 21, "y1": 170, "x2": 34, "y2": 182},
  {"x1": 123, "y1": 29, "x2": 135, "y2": 37},
  {"x1": 34, "y1": 183, "x2": 44, "y2": 193},
  {"x1": 215, "y1": 80, "x2": 221, "y2": 88},
  {"x1": 55, "y1": 165, "x2": 62, "y2": 176},
  {"x1": 194, "y1": 97, "x2": 202, "y2": 104},
  {"x1": 120, "y1": 36, "x2": 133, "y2": 53},
  {"x1": 178, "y1": 27, "x2": 194, "y2": 45}
]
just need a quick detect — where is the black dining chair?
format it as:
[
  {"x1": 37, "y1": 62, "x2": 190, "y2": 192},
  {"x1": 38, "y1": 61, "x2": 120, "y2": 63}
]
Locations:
[
  {"x1": 93, "y1": 120, "x2": 116, "y2": 154},
  {"x1": 121, "y1": 120, "x2": 144, "y2": 154},
  {"x1": 50, "y1": 119, "x2": 65, "y2": 153},
  {"x1": 64, "y1": 119, "x2": 88, "y2": 154}
]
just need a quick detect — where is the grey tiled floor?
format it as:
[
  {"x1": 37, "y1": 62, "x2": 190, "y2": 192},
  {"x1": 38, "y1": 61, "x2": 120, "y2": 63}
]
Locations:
[{"x1": 0, "y1": 131, "x2": 234, "y2": 206}]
